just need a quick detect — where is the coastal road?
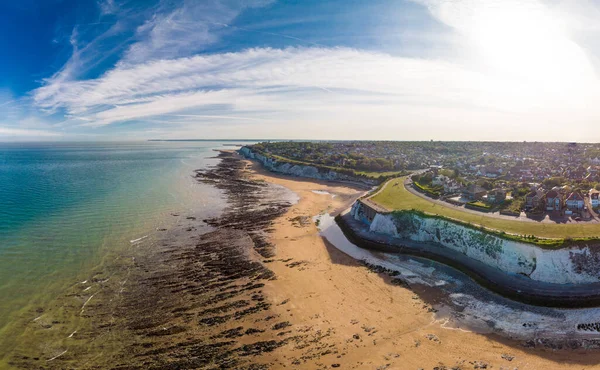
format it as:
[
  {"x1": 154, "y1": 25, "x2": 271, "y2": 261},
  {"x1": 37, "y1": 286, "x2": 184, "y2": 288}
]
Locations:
[{"x1": 401, "y1": 177, "x2": 600, "y2": 224}]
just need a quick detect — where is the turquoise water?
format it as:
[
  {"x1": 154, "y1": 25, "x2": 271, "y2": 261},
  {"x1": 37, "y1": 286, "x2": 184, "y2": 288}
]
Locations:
[{"x1": 0, "y1": 141, "x2": 238, "y2": 358}]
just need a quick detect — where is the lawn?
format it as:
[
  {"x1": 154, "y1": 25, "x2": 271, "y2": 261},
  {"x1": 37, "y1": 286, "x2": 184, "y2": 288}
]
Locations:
[{"x1": 370, "y1": 177, "x2": 600, "y2": 239}]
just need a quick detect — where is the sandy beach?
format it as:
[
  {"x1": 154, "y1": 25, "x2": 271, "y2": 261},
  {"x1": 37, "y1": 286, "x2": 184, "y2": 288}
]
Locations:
[
  {"x1": 245, "y1": 158, "x2": 600, "y2": 369},
  {"x1": 8, "y1": 151, "x2": 600, "y2": 369}
]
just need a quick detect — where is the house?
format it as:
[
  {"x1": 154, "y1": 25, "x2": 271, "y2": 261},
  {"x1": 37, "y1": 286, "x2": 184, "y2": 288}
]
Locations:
[
  {"x1": 443, "y1": 180, "x2": 462, "y2": 194},
  {"x1": 525, "y1": 189, "x2": 544, "y2": 211},
  {"x1": 545, "y1": 190, "x2": 563, "y2": 211},
  {"x1": 487, "y1": 189, "x2": 507, "y2": 204},
  {"x1": 567, "y1": 167, "x2": 587, "y2": 180},
  {"x1": 483, "y1": 167, "x2": 502, "y2": 178},
  {"x1": 462, "y1": 184, "x2": 487, "y2": 200},
  {"x1": 431, "y1": 175, "x2": 448, "y2": 186},
  {"x1": 590, "y1": 190, "x2": 600, "y2": 209},
  {"x1": 565, "y1": 191, "x2": 585, "y2": 211}
]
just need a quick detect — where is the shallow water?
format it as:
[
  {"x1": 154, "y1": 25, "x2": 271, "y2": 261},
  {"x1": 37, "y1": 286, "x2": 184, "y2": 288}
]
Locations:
[{"x1": 0, "y1": 141, "x2": 243, "y2": 363}]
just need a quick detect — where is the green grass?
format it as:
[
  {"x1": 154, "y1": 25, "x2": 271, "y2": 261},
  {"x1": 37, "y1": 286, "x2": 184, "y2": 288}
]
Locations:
[
  {"x1": 469, "y1": 201, "x2": 490, "y2": 208},
  {"x1": 370, "y1": 177, "x2": 600, "y2": 240},
  {"x1": 264, "y1": 153, "x2": 406, "y2": 180},
  {"x1": 413, "y1": 181, "x2": 441, "y2": 197}
]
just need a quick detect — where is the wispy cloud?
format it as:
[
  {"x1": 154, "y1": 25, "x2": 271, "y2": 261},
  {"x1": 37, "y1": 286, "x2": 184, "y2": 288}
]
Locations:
[
  {"x1": 98, "y1": 0, "x2": 118, "y2": 15},
  {"x1": 21, "y1": 0, "x2": 600, "y2": 140},
  {"x1": 121, "y1": 0, "x2": 274, "y2": 65},
  {"x1": 33, "y1": 44, "x2": 600, "y2": 129},
  {"x1": 0, "y1": 127, "x2": 61, "y2": 138}
]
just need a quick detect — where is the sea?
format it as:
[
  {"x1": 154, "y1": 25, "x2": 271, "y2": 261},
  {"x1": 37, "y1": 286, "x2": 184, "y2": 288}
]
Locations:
[{"x1": 0, "y1": 141, "x2": 248, "y2": 365}]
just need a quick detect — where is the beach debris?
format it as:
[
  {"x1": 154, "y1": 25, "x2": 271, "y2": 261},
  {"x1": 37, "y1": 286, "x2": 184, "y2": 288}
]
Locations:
[
  {"x1": 426, "y1": 334, "x2": 440, "y2": 343},
  {"x1": 470, "y1": 360, "x2": 489, "y2": 369},
  {"x1": 47, "y1": 350, "x2": 67, "y2": 362},
  {"x1": 361, "y1": 324, "x2": 375, "y2": 333},
  {"x1": 289, "y1": 215, "x2": 312, "y2": 227},
  {"x1": 501, "y1": 353, "x2": 515, "y2": 361},
  {"x1": 286, "y1": 260, "x2": 309, "y2": 269},
  {"x1": 80, "y1": 293, "x2": 96, "y2": 315},
  {"x1": 129, "y1": 235, "x2": 148, "y2": 244}
]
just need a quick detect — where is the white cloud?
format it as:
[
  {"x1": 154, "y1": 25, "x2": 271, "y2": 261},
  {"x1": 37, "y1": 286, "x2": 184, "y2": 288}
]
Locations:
[
  {"x1": 27, "y1": 0, "x2": 600, "y2": 140},
  {"x1": 33, "y1": 45, "x2": 600, "y2": 133},
  {"x1": 0, "y1": 127, "x2": 61, "y2": 138},
  {"x1": 98, "y1": 0, "x2": 118, "y2": 15}
]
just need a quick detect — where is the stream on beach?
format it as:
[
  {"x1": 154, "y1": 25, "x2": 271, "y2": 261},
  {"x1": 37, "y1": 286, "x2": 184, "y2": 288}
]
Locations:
[{"x1": 316, "y1": 212, "x2": 600, "y2": 348}]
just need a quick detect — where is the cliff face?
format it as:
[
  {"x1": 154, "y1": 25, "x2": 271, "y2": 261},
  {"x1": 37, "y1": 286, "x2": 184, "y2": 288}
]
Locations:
[
  {"x1": 239, "y1": 147, "x2": 377, "y2": 186},
  {"x1": 351, "y1": 201, "x2": 600, "y2": 285}
]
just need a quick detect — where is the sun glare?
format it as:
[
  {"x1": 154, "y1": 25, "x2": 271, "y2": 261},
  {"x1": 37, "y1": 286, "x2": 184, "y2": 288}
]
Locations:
[{"x1": 467, "y1": 1, "x2": 592, "y2": 92}]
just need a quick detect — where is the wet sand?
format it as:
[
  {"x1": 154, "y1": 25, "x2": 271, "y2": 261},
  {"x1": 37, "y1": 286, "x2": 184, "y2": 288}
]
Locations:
[{"x1": 7, "y1": 150, "x2": 600, "y2": 369}]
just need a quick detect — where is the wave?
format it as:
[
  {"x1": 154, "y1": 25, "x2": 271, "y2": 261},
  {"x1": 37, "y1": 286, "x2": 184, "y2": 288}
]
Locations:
[{"x1": 130, "y1": 235, "x2": 148, "y2": 244}]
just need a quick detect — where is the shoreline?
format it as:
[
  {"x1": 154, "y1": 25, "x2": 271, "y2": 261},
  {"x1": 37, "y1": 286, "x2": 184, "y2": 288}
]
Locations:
[
  {"x1": 244, "y1": 154, "x2": 600, "y2": 368},
  {"x1": 335, "y1": 211, "x2": 600, "y2": 308},
  {"x1": 8, "y1": 151, "x2": 600, "y2": 369}
]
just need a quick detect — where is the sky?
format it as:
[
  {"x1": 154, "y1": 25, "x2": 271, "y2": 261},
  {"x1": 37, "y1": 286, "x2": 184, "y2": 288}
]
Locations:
[{"x1": 1, "y1": 0, "x2": 600, "y2": 141}]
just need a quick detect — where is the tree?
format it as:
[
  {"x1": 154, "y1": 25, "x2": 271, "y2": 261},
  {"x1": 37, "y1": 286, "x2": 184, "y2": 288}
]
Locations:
[{"x1": 542, "y1": 177, "x2": 566, "y2": 188}]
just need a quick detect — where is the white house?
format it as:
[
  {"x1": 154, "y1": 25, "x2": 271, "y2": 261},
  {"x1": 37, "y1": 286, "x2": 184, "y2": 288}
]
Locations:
[
  {"x1": 443, "y1": 181, "x2": 462, "y2": 194},
  {"x1": 566, "y1": 192, "x2": 585, "y2": 210}
]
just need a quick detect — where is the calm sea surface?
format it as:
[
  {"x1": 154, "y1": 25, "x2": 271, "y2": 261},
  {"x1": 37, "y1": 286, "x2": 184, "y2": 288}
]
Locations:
[{"x1": 0, "y1": 141, "x2": 241, "y2": 360}]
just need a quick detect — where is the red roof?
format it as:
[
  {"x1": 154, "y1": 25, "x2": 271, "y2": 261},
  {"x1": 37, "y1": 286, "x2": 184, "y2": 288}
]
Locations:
[
  {"x1": 567, "y1": 192, "x2": 584, "y2": 201},
  {"x1": 545, "y1": 190, "x2": 559, "y2": 199}
]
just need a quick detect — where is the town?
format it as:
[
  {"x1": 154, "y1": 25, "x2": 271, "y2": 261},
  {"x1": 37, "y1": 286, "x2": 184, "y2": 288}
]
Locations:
[{"x1": 252, "y1": 141, "x2": 600, "y2": 221}]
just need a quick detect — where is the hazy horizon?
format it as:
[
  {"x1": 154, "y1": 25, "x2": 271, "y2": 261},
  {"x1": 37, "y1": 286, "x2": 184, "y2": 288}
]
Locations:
[{"x1": 2, "y1": 0, "x2": 600, "y2": 141}]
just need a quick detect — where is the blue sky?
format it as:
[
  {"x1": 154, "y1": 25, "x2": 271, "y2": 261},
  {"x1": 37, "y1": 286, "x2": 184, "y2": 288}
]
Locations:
[{"x1": 2, "y1": 0, "x2": 600, "y2": 141}]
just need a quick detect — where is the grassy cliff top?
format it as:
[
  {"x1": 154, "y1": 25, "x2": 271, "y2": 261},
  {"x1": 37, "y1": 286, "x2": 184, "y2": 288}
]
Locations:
[
  {"x1": 370, "y1": 177, "x2": 600, "y2": 240},
  {"x1": 256, "y1": 152, "x2": 407, "y2": 180}
]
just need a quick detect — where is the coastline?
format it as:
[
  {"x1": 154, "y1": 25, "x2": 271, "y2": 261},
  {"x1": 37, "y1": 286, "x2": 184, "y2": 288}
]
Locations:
[
  {"x1": 244, "y1": 154, "x2": 600, "y2": 368},
  {"x1": 335, "y1": 210, "x2": 600, "y2": 308},
  {"x1": 7, "y1": 150, "x2": 600, "y2": 369}
]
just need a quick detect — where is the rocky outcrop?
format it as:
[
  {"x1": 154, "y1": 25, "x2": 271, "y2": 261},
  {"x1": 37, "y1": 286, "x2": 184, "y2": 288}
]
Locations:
[
  {"x1": 239, "y1": 146, "x2": 378, "y2": 186},
  {"x1": 351, "y1": 200, "x2": 600, "y2": 285}
]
